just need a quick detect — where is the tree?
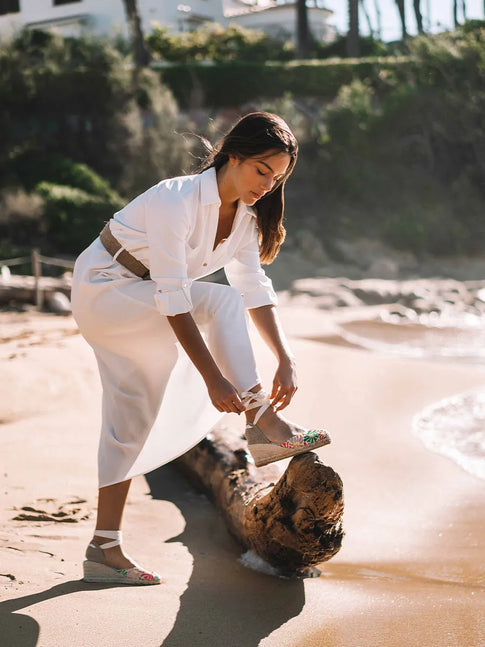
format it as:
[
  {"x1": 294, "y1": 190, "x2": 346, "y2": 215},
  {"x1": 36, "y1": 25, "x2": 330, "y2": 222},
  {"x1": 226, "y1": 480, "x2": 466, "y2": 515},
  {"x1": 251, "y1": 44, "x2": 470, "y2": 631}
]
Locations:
[
  {"x1": 395, "y1": 0, "x2": 408, "y2": 39},
  {"x1": 347, "y1": 0, "x2": 360, "y2": 57},
  {"x1": 296, "y1": 0, "x2": 312, "y2": 58},
  {"x1": 413, "y1": 0, "x2": 424, "y2": 33},
  {"x1": 373, "y1": 0, "x2": 383, "y2": 40},
  {"x1": 360, "y1": 0, "x2": 374, "y2": 37},
  {"x1": 454, "y1": 0, "x2": 468, "y2": 26},
  {"x1": 122, "y1": 0, "x2": 150, "y2": 68}
]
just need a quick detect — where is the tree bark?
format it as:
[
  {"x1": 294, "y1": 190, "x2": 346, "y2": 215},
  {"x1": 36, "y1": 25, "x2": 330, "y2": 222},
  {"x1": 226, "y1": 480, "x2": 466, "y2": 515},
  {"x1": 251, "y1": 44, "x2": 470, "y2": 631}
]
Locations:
[
  {"x1": 347, "y1": 0, "x2": 360, "y2": 57},
  {"x1": 296, "y1": 0, "x2": 312, "y2": 59},
  {"x1": 413, "y1": 0, "x2": 424, "y2": 33},
  {"x1": 122, "y1": 0, "x2": 150, "y2": 68},
  {"x1": 395, "y1": 0, "x2": 407, "y2": 39},
  {"x1": 453, "y1": 0, "x2": 459, "y2": 27},
  {"x1": 175, "y1": 426, "x2": 344, "y2": 576}
]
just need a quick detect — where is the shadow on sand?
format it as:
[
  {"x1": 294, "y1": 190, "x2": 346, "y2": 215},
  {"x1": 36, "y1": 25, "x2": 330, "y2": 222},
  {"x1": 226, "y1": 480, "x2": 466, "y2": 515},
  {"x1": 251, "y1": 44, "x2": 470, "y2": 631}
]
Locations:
[
  {"x1": 0, "y1": 579, "x2": 130, "y2": 647},
  {"x1": 0, "y1": 464, "x2": 305, "y2": 647},
  {"x1": 145, "y1": 464, "x2": 306, "y2": 647}
]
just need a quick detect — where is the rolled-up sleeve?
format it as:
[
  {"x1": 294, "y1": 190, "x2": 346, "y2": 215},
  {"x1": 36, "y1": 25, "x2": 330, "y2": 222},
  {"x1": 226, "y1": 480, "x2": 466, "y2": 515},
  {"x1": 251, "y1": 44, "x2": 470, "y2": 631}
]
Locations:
[
  {"x1": 225, "y1": 223, "x2": 278, "y2": 309},
  {"x1": 145, "y1": 186, "x2": 193, "y2": 316}
]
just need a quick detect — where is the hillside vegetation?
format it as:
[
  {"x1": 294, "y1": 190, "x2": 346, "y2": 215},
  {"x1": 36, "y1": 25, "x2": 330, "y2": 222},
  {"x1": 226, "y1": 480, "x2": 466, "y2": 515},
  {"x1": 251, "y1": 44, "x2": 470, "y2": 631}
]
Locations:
[{"x1": 0, "y1": 23, "x2": 483, "y2": 263}]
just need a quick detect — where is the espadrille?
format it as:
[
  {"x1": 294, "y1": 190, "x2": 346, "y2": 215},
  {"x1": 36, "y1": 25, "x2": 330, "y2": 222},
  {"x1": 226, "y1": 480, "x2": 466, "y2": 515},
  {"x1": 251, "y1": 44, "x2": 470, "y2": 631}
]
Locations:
[
  {"x1": 241, "y1": 390, "x2": 331, "y2": 467},
  {"x1": 83, "y1": 530, "x2": 161, "y2": 585}
]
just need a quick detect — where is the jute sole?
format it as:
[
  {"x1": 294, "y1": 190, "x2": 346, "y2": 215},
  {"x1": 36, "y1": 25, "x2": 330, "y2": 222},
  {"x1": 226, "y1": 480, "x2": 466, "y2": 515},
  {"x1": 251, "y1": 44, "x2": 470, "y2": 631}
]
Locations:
[
  {"x1": 83, "y1": 560, "x2": 161, "y2": 585},
  {"x1": 249, "y1": 436, "x2": 331, "y2": 467}
]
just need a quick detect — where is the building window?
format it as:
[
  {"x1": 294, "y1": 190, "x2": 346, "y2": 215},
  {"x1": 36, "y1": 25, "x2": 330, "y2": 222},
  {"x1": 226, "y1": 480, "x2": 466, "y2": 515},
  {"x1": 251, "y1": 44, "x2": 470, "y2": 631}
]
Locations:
[
  {"x1": 53, "y1": 0, "x2": 82, "y2": 6},
  {"x1": 0, "y1": 0, "x2": 20, "y2": 16}
]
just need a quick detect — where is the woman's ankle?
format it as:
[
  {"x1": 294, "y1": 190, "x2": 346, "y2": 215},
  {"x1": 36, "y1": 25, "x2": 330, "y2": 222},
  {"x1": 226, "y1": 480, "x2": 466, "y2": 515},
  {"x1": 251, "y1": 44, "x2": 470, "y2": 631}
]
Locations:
[{"x1": 242, "y1": 388, "x2": 271, "y2": 424}]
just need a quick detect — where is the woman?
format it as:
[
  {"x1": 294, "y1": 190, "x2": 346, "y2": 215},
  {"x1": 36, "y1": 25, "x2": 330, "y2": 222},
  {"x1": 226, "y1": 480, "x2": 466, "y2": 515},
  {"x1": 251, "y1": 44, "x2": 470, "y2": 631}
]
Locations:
[{"x1": 71, "y1": 112, "x2": 330, "y2": 586}]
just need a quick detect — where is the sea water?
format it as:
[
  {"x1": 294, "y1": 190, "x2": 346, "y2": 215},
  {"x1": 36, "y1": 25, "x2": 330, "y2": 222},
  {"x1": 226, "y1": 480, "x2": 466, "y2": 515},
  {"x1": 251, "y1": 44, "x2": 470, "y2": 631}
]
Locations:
[
  {"x1": 336, "y1": 310, "x2": 485, "y2": 480},
  {"x1": 338, "y1": 310, "x2": 485, "y2": 363}
]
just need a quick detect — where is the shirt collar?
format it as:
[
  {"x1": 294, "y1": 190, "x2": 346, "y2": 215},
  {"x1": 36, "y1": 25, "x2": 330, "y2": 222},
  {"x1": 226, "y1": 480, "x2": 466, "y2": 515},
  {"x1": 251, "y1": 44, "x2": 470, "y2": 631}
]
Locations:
[
  {"x1": 200, "y1": 167, "x2": 220, "y2": 206},
  {"x1": 200, "y1": 167, "x2": 257, "y2": 218}
]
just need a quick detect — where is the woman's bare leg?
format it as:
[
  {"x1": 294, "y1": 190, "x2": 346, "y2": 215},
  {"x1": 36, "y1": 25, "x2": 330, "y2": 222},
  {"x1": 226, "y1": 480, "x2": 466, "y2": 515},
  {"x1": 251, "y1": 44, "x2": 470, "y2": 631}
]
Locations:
[{"x1": 91, "y1": 479, "x2": 137, "y2": 570}]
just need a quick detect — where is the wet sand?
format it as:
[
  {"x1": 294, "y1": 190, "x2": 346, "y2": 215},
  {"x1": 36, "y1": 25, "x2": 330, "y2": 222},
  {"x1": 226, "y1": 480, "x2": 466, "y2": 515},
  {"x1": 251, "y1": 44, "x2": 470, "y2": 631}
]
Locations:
[{"x1": 0, "y1": 304, "x2": 484, "y2": 647}]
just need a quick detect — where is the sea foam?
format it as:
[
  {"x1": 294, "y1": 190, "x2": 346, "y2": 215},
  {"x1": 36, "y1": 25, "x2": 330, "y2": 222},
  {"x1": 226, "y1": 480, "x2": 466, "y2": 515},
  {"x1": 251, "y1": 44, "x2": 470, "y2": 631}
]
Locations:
[{"x1": 412, "y1": 389, "x2": 485, "y2": 480}]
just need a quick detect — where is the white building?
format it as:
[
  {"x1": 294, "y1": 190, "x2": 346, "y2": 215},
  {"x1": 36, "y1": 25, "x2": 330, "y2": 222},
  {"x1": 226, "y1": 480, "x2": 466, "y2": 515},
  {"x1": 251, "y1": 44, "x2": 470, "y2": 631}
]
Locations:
[
  {"x1": 226, "y1": 1, "x2": 334, "y2": 44},
  {"x1": 0, "y1": 0, "x2": 333, "y2": 43}
]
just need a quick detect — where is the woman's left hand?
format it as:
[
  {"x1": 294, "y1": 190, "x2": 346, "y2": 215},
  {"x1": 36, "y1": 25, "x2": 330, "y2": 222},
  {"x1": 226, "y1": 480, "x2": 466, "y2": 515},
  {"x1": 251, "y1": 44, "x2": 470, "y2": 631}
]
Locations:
[{"x1": 270, "y1": 356, "x2": 297, "y2": 411}]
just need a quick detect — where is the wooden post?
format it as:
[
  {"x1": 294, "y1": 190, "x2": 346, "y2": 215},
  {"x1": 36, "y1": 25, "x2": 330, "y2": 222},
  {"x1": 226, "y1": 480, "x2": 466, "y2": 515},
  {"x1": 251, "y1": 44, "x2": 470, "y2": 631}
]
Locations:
[{"x1": 31, "y1": 248, "x2": 43, "y2": 310}]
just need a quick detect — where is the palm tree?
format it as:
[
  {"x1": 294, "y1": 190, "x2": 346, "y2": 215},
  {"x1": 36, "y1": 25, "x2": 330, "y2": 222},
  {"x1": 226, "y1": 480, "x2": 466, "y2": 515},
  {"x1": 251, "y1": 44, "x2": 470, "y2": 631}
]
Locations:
[
  {"x1": 413, "y1": 0, "x2": 424, "y2": 33},
  {"x1": 395, "y1": 0, "x2": 407, "y2": 39},
  {"x1": 347, "y1": 0, "x2": 360, "y2": 57},
  {"x1": 296, "y1": 0, "x2": 312, "y2": 59},
  {"x1": 122, "y1": 0, "x2": 150, "y2": 68}
]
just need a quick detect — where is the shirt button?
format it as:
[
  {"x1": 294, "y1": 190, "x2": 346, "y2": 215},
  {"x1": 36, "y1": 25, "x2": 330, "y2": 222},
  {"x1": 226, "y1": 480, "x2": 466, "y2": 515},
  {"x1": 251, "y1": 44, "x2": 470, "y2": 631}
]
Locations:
[{"x1": 203, "y1": 262, "x2": 207, "y2": 266}]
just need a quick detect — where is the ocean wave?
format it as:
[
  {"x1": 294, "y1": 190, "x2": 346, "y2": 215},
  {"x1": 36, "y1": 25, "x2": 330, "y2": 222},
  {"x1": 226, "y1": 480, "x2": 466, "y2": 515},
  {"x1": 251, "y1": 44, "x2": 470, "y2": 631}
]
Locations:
[{"x1": 413, "y1": 389, "x2": 485, "y2": 480}]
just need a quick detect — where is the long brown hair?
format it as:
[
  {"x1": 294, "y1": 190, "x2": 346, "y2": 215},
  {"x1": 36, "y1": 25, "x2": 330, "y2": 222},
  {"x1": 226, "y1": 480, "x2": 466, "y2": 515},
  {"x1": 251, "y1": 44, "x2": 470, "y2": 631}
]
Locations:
[{"x1": 199, "y1": 112, "x2": 298, "y2": 264}]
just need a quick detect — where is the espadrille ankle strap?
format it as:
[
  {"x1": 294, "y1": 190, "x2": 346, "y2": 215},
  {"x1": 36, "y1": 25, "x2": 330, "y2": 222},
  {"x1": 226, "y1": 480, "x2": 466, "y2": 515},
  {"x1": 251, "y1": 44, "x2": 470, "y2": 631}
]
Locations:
[
  {"x1": 93, "y1": 529, "x2": 122, "y2": 549},
  {"x1": 241, "y1": 390, "x2": 271, "y2": 425}
]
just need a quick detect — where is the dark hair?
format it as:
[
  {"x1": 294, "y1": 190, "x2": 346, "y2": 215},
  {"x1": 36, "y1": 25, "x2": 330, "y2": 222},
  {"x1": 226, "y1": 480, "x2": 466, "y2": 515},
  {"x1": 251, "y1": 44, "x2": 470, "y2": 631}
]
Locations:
[{"x1": 199, "y1": 112, "x2": 298, "y2": 264}]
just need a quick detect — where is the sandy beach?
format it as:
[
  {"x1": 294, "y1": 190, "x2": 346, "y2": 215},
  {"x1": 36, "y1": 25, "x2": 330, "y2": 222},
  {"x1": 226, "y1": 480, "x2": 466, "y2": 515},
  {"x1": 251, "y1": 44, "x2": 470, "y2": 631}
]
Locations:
[{"x1": 1, "y1": 288, "x2": 484, "y2": 647}]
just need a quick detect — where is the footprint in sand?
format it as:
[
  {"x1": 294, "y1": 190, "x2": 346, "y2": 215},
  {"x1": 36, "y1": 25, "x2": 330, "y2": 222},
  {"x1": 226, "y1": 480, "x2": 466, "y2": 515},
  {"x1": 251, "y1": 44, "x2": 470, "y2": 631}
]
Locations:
[{"x1": 11, "y1": 496, "x2": 91, "y2": 523}]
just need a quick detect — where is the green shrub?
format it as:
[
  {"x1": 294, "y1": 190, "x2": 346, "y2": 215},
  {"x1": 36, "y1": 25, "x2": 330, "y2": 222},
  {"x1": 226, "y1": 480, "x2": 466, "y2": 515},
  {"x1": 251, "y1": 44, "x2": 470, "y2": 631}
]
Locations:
[
  {"x1": 0, "y1": 30, "x2": 189, "y2": 198},
  {"x1": 314, "y1": 35, "x2": 389, "y2": 59},
  {"x1": 35, "y1": 182, "x2": 124, "y2": 253},
  {"x1": 158, "y1": 57, "x2": 412, "y2": 108},
  {"x1": 6, "y1": 153, "x2": 120, "y2": 200},
  {"x1": 147, "y1": 22, "x2": 294, "y2": 63}
]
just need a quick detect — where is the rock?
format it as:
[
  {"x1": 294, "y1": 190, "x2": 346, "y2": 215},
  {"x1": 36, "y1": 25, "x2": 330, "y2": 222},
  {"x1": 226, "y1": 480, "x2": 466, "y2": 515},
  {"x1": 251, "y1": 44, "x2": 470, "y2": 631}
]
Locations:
[
  {"x1": 45, "y1": 291, "x2": 71, "y2": 314},
  {"x1": 333, "y1": 237, "x2": 418, "y2": 274},
  {"x1": 1, "y1": 266, "x2": 11, "y2": 283},
  {"x1": 366, "y1": 257, "x2": 399, "y2": 279}
]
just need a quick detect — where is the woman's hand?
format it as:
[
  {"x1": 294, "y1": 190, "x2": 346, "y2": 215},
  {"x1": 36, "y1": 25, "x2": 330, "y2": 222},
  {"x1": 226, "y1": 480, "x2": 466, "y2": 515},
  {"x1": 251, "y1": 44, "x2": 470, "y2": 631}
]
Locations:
[
  {"x1": 270, "y1": 357, "x2": 297, "y2": 411},
  {"x1": 206, "y1": 375, "x2": 246, "y2": 415}
]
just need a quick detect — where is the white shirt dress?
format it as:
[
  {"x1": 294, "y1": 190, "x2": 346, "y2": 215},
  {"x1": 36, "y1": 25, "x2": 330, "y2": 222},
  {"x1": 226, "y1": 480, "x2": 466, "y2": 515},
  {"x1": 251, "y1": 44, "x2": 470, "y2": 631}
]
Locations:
[{"x1": 71, "y1": 167, "x2": 278, "y2": 487}]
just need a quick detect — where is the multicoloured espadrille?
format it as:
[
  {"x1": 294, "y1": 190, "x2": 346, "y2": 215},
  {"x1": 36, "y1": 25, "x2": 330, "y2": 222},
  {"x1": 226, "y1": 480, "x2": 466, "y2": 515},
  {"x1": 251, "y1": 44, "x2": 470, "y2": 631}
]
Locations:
[
  {"x1": 83, "y1": 530, "x2": 161, "y2": 585},
  {"x1": 241, "y1": 390, "x2": 331, "y2": 467}
]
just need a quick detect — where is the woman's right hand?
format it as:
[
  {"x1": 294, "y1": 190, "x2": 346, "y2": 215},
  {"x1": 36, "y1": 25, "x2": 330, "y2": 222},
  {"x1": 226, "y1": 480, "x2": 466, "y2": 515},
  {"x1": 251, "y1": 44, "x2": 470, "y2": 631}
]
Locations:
[{"x1": 206, "y1": 376, "x2": 246, "y2": 415}]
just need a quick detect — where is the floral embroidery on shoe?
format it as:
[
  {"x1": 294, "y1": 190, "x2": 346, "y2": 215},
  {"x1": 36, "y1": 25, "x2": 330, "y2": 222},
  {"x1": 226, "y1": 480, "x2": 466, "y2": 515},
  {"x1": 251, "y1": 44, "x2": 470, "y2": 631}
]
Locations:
[
  {"x1": 279, "y1": 430, "x2": 327, "y2": 449},
  {"x1": 303, "y1": 430, "x2": 324, "y2": 444},
  {"x1": 113, "y1": 566, "x2": 161, "y2": 583}
]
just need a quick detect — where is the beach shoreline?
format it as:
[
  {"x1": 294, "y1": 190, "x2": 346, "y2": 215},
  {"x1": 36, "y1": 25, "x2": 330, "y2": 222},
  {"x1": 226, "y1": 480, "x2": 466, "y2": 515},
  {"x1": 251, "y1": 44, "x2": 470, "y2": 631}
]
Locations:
[{"x1": 1, "y1": 290, "x2": 484, "y2": 647}]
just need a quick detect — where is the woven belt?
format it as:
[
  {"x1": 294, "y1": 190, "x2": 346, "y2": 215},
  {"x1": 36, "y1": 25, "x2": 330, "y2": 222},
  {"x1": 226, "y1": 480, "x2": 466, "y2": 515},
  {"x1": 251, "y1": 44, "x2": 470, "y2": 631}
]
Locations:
[{"x1": 99, "y1": 223, "x2": 150, "y2": 280}]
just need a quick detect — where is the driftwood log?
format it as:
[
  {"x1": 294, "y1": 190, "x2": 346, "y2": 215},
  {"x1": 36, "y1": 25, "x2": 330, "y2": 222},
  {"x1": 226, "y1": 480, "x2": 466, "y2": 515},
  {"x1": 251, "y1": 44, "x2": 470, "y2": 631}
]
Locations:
[{"x1": 175, "y1": 425, "x2": 344, "y2": 576}]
